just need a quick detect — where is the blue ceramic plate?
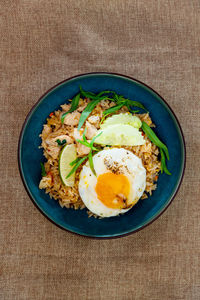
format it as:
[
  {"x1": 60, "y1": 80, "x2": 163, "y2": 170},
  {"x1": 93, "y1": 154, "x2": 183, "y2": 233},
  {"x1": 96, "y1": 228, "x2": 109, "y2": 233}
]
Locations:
[{"x1": 18, "y1": 73, "x2": 185, "y2": 238}]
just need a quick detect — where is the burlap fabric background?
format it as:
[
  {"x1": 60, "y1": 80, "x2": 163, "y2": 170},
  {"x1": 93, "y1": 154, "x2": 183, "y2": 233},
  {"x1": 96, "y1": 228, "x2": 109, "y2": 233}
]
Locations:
[{"x1": 1, "y1": 1, "x2": 199, "y2": 299}]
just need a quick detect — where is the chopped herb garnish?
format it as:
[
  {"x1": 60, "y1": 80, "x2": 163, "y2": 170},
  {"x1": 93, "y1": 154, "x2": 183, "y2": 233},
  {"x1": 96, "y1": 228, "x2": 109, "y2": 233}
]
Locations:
[
  {"x1": 160, "y1": 149, "x2": 171, "y2": 175},
  {"x1": 56, "y1": 139, "x2": 67, "y2": 146},
  {"x1": 80, "y1": 86, "x2": 96, "y2": 99},
  {"x1": 80, "y1": 86, "x2": 113, "y2": 101},
  {"x1": 77, "y1": 87, "x2": 147, "y2": 130},
  {"x1": 76, "y1": 130, "x2": 102, "y2": 153},
  {"x1": 90, "y1": 131, "x2": 103, "y2": 147},
  {"x1": 141, "y1": 121, "x2": 169, "y2": 160},
  {"x1": 96, "y1": 90, "x2": 114, "y2": 97},
  {"x1": 40, "y1": 162, "x2": 46, "y2": 177},
  {"x1": 125, "y1": 99, "x2": 147, "y2": 112},
  {"x1": 78, "y1": 98, "x2": 102, "y2": 130},
  {"x1": 102, "y1": 103, "x2": 124, "y2": 117},
  {"x1": 69, "y1": 157, "x2": 80, "y2": 166},
  {"x1": 66, "y1": 156, "x2": 88, "y2": 179},
  {"x1": 141, "y1": 121, "x2": 171, "y2": 175},
  {"x1": 61, "y1": 93, "x2": 81, "y2": 124},
  {"x1": 76, "y1": 138, "x2": 99, "y2": 151},
  {"x1": 66, "y1": 130, "x2": 102, "y2": 178},
  {"x1": 88, "y1": 150, "x2": 96, "y2": 175}
]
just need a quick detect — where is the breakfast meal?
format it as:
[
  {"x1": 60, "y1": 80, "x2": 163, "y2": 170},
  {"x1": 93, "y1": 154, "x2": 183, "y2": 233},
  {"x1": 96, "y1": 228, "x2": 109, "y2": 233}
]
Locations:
[{"x1": 39, "y1": 87, "x2": 170, "y2": 218}]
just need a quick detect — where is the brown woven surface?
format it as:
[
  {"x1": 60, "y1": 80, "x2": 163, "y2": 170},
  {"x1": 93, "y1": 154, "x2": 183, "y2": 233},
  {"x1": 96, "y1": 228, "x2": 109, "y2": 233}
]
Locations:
[{"x1": 1, "y1": 1, "x2": 200, "y2": 299}]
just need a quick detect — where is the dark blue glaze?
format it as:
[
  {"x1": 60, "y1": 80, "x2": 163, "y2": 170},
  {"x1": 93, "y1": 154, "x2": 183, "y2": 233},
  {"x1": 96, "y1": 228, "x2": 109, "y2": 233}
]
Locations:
[{"x1": 18, "y1": 73, "x2": 185, "y2": 238}]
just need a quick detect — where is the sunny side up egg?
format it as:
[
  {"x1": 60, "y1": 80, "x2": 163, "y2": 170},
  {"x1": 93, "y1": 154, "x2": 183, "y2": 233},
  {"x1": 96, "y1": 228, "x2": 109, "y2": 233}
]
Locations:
[{"x1": 78, "y1": 148, "x2": 146, "y2": 217}]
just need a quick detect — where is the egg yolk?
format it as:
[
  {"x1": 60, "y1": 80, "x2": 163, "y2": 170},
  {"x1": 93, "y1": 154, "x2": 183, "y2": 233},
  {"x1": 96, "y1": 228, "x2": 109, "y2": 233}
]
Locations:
[{"x1": 95, "y1": 173, "x2": 130, "y2": 209}]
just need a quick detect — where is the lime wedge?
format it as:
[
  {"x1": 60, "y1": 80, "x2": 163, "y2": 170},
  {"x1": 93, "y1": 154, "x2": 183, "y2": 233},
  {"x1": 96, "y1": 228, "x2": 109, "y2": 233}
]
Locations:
[
  {"x1": 94, "y1": 124, "x2": 145, "y2": 146},
  {"x1": 59, "y1": 144, "x2": 77, "y2": 187},
  {"x1": 101, "y1": 113, "x2": 142, "y2": 129}
]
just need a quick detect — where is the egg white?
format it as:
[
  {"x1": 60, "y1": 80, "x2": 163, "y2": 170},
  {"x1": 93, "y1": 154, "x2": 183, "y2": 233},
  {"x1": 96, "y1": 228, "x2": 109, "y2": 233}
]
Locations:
[{"x1": 78, "y1": 148, "x2": 146, "y2": 217}]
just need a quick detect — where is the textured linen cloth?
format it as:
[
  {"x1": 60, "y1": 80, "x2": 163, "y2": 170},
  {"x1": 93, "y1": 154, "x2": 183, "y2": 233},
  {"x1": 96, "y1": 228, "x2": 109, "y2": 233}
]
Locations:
[{"x1": 1, "y1": 1, "x2": 200, "y2": 299}]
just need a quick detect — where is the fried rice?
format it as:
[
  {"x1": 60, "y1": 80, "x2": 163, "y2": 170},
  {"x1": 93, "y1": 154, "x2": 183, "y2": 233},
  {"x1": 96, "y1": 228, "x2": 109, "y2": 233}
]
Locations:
[{"x1": 39, "y1": 98, "x2": 161, "y2": 216}]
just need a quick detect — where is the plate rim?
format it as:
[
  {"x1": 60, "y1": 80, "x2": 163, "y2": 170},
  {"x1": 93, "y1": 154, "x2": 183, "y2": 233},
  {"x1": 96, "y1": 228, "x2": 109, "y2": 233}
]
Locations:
[{"x1": 18, "y1": 72, "x2": 186, "y2": 239}]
